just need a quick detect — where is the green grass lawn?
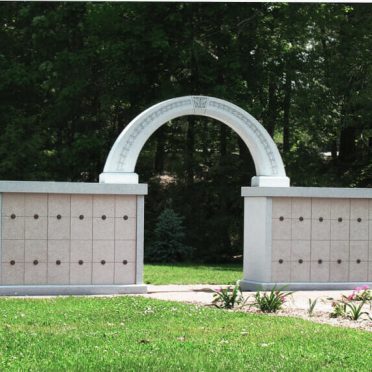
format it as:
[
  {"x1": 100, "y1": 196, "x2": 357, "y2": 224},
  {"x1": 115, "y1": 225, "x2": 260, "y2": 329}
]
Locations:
[
  {"x1": 144, "y1": 263, "x2": 242, "y2": 284},
  {"x1": 0, "y1": 296, "x2": 370, "y2": 371}
]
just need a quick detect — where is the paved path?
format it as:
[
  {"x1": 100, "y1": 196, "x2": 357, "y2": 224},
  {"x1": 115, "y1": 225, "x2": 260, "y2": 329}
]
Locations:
[
  {"x1": 3, "y1": 284, "x2": 357, "y2": 313},
  {"x1": 135, "y1": 285, "x2": 354, "y2": 312}
]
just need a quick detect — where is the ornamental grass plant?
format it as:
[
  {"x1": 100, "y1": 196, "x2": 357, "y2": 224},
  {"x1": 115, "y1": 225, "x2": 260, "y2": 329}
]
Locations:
[
  {"x1": 252, "y1": 287, "x2": 293, "y2": 313},
  {"x1": 212, "y1": 284, "x2": 246, "y2": 309}
]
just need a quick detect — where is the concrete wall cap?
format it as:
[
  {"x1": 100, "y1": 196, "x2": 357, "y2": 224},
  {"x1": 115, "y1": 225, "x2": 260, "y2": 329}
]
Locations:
[
  {"x1": 241, "y1": 186, "x2": 372, "y2": 198},
  {"x1": 0, "y1": 181, "x2": 148, "y2": 195}
]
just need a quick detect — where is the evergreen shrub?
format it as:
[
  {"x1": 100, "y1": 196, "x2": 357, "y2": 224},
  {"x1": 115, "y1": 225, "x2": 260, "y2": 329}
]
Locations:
[{"x1": 146, "y1": 208, "x2": 192, "y2": 263}]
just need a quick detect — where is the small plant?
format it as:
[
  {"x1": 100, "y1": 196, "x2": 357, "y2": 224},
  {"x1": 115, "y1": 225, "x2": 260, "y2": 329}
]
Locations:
[
  {"x1": 330, "y1": 298, "x2": 371, "y2": 320},
  {"x1": 342, "y1": 285, "x2": 372, "y2": 310},
  {"x1": 307, "y1": 298, "x2": 318, "y2": 317},
  {"x1": 345, "y1": 300, "x2": 370, "y2": 321},
  {"x1": 347, "y1": 285, "x2": 372, "y2": 302},
  {"x1": 212, "y1": 284, "x2": 246, "y2": 309},
  {"x1": 252, "y1": 287, "x2": 293, "y2": 313},
  {"x1": 330, "y1": 301, "x2": 347, "y2": 318}
]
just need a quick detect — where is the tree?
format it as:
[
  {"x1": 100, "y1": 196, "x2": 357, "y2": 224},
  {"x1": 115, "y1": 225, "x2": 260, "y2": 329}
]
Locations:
[{"x1": 146, "y1": 208, "x2": 192, "y2": 263}]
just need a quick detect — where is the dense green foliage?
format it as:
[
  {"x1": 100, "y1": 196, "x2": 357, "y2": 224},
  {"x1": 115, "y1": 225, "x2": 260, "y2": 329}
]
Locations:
[
  {"x1": 0, "y1": 296, "x2": 371, "y2": 371},
  {"x1": 0, "y1": 3, "x2": 371, "y2": 261},
  {"x1": 144, "y1": 263, "x2": 242, "y2": 284},
  {"x1": 146, "y1": 207, "x2": 192, "y2": 262}
]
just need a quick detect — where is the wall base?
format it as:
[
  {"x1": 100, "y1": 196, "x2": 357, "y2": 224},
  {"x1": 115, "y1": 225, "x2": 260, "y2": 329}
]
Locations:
[
  {"x1": 0, "y1": 284, "x2": 148, "y2": 296},
  {"x1": 239, "y1": 280, "x2": 372, "y2": 291}
]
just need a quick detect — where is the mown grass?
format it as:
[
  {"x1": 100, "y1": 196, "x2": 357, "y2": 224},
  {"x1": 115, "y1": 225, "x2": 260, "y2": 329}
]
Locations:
[
  {"x1": 0, "y1": 296, "x2": 370, "y2": 371},
  {"x1": 144, "y1": 263, "x2": 242, "y2": 284}
]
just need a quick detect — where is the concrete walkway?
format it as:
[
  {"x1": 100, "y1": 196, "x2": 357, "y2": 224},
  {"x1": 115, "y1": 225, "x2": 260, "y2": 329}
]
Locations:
[{"x1": 136, "y1": 284, "x2": 355, "y2": 312}]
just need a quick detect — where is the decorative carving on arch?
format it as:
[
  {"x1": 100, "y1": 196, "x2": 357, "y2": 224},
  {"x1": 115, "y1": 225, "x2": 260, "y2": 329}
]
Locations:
[{"x1": 100, "y1": 96, "x2": 290, "y2": 187}]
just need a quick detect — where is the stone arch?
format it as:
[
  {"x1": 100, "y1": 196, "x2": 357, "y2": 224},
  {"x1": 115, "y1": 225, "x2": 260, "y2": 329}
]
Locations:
[{"x1": 100, "y1": 96, "x2": 290, "y2": 186}]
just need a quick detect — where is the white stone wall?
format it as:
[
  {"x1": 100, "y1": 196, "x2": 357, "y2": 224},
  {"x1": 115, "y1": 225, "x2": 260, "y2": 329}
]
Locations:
[
  {"x1": 241, "y1": 187, "x2": 372, "y2": 290},
  {"x1": 271, "y1": 198, "x2": 372, "y2": 283},
  {"x1": 0, "y1": 193, "x2": 138, "y2": 287}
]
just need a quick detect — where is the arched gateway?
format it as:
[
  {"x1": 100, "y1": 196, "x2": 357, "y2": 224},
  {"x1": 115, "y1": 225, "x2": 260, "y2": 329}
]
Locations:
[
  {"x1": 99, "y1": 96, "x2": 290, "y2": 187},
  {"x1": 0, "y1": 96, "x2": 370, "y2": 296}
]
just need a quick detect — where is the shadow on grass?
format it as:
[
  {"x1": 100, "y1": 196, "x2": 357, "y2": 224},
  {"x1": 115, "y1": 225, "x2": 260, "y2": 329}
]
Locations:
[{"x1": 146, "y1": 263, "x2": 242, "y2": 272}]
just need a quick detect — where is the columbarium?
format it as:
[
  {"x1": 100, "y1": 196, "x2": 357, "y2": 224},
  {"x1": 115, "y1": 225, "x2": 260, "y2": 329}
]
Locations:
[
  {"x1": 0, "y1": 95, "x2": 371, "y2": 294},
  {"x1": 0, "y1": 182, "x2": 147, "y2": 295}
]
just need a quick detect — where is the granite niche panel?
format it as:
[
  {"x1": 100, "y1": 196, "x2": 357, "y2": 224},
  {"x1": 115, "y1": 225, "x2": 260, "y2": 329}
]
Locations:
[
  {"x1": 1, "y1": 193, "x2": 137, "y2": 286},
  {"x1": 271, "y1": 198, "x2": 372, "y2": 283}
]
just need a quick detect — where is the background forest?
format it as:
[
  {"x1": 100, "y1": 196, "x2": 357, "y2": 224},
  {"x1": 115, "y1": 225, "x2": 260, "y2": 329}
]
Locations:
[{"x1": 0, "y1": 2, "x2": 371, "y2": 263}]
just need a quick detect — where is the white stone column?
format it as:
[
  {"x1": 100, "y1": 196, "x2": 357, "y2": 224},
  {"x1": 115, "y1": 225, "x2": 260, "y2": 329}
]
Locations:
[{"x1": 239, "y1": 196, "x2": 273, "y2": 291}]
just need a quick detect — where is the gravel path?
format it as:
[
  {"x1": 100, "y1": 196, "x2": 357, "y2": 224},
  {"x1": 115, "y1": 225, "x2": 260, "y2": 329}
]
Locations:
[{"x1": 135, "y1": 285, "x2": 372, "y2": 331}]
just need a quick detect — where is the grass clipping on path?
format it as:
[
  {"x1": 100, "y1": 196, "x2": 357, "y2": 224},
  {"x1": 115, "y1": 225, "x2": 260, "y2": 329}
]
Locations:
[
  {"x1": 0, "y1": 296, "x2": 371, "y2": 371},
  {"x1": 144, "y1": 263, "x2": 242, "y2": 284}
]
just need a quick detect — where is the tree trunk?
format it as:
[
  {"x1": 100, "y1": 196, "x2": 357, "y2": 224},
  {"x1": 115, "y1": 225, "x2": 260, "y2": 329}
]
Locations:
[
  {"x1": 339, "y1": 125, "x2": 356, "y2": 162},
  {"x1": 266, "y1": 74, "x2": 277, "y2": 137},
  {"x1": 282, "y1": 72, "x2": 292, "y2": 154},
  {"x1": 154, "y1": 126, "x2": 166, "y2": 174},
  {"x1": 185, "y1": 117, "x2": 195, "y2": 185},
  {"x1": 238, "y1": 137, "x2": 252, "y2": 184},
  {"x1": 331, "y1": 140, "x2": 338, "y2": 160},
  {"x1": 219, "y1": 124, "x2": 227, "y2": 164}
]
